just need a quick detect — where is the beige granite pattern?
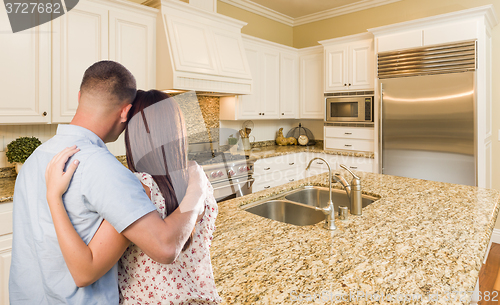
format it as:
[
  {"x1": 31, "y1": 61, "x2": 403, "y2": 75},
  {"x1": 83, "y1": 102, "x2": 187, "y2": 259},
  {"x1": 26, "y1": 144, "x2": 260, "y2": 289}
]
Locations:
[
  {"x1": 0, "y1": 176, "x2": 15, "y2": 203},
  {"x1": 173, "y1": 92, "x2": 220, "y2": 144},
  {"x1": 246, "y1": 143, "x2": 374, "y2": 160},
  {"x1": 211, "y1": 171, "x2": 500, "y2": 304}
]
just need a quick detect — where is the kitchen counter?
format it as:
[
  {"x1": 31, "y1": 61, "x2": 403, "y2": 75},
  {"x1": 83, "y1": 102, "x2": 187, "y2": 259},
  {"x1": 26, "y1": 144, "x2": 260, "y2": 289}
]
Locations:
[
  {"x1": 210, "y1": 171, "x2": 500, "y2": 304},
  {"x1": 244, "y1": 143, "x2": 374, "y2": 160}
]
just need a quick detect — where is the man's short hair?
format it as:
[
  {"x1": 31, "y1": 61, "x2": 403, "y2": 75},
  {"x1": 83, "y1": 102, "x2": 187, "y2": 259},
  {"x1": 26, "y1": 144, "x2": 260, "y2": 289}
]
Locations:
[{"x1": 80, "y1": 60, "x2": 137, "y2": 105}]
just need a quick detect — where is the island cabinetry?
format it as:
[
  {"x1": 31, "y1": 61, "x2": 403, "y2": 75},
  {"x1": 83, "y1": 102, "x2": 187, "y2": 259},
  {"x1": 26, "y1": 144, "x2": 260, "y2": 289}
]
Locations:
[
  {"x1": 0, "y1": 201, "x2": 13, "y2": 305},
  {"x1": 320, "y1": 33, "x2": 374, "y2": 92},
  {"x1": 253, "y1": 153, "x2": 304, "y2": 192},
  {"x1": 324, "y1": 126, "x2": 374, "y2": 152}
]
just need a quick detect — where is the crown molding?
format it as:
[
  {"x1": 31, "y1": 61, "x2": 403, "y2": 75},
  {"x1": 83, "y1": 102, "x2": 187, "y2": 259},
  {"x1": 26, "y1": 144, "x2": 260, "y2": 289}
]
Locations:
[
  {"x1": 219, "y1": 0, "x2": 403, "y2": 27},
  {"x1": 219, "y1": 0, "x2": 294, "y2": 26},
  {"x1": 294, "y1": 0, "x2": 402, "y2": 26}
]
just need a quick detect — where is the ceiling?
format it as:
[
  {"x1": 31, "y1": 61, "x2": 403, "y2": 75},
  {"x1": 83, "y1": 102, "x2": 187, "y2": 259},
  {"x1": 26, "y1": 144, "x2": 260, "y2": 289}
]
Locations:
[{"x1": 242, "y1": 0, "x2": 369, "y2": 18}]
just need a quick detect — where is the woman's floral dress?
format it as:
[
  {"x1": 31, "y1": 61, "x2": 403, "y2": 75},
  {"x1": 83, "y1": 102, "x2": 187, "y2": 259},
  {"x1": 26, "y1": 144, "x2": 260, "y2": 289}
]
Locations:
[{"x1": 118, "y1": 172, "x2": 221, "y2": 305}]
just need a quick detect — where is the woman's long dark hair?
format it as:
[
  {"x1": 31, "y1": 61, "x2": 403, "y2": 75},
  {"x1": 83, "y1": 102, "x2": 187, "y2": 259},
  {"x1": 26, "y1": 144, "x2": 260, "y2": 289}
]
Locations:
[{"x1": 124, "y1": 90, "x2": 193, "y2": 251}]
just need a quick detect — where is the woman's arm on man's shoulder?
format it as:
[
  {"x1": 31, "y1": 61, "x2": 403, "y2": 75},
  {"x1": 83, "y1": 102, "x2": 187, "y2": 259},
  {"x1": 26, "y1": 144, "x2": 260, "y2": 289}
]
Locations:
[{"x1": 45, "y1": 146, "x2": 130, "y2": 287}]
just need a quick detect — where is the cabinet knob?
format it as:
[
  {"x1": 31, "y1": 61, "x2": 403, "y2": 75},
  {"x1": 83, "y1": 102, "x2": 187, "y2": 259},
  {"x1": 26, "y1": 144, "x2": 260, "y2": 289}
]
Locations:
[
  {"x1": 263, "y1": 113, "x2": 265, "y2": 115},
  {"x1": 264, "y1": 186, "x2": 271, "y2": 189},
  {"x1": 289, "y1": 162, "x2": 294, "y2": 165},
  {"x1": 350, "y1": 166, "x2": 358, "y2": 169},
  {"x1": 42, "y1": 111, "x2": 47, "y2": 117},
  {"x1": 264, "y1": 167, "x2": 271, "y2": 170},
  {"x1": 349, "y1": 83, "x2": 351, "y2": 86},
  {"x1": 345, "y1": 144, "x2": 352, "y2": 147},
  {"x1": 289, "y1": 179, "x2": 295, "y2": 182},
  {"x1": 345, "y1": 132, "x2": 352, "y2": 135},
  {"x1": 344, "y1": 84, "x2": 347, "y2": 86},
  {"x1": 282, "y1": 113, "x2": 284, "y2": 115}
]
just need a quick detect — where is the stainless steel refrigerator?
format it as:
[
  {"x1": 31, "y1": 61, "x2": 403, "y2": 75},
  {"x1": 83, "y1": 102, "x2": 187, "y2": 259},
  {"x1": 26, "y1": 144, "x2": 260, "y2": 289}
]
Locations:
[{"x1": 379, "y1": 41, "x2": 476, "y2": 186}]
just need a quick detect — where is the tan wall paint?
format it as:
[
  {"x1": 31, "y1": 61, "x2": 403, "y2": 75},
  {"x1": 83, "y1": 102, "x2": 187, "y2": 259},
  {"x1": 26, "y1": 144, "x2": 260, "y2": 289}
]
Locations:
[{"x1": 217, "y1": 1, "x2": 293, "y2": 47}]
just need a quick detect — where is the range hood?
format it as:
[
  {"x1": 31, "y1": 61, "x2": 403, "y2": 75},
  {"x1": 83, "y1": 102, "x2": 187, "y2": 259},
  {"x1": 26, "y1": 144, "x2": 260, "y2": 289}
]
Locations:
[{"x1": 146, "y1": 0, "x2": 253, "y2": 95}]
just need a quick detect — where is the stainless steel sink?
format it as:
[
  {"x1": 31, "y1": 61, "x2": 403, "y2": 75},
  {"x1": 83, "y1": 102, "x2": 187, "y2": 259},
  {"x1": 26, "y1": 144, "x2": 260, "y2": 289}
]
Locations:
[
  {"x1": 242, "y1": 186, "x2": 379, "y2": 226},
  {"x1": 243, "y1": 200, "x2": 325, "y2": 226},
  {"x1": 284, "y1": 186, "x2": 377, "y2": 212}
]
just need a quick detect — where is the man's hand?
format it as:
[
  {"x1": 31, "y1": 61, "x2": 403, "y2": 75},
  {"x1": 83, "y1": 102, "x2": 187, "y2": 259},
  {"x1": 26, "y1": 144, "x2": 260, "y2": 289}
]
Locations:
[
  {"x1": 179, "y1": 161, "x2": 208, "y2": 215},
  {"x1": 45, "y1": 145, "x2": 80, "y2": 200}
]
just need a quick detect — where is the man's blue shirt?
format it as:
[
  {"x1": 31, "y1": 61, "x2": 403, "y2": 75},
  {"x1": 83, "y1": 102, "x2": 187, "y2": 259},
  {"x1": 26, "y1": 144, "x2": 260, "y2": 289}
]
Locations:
[{"x1": 9, "y1": 125, "x2": 156, "y2": 304}]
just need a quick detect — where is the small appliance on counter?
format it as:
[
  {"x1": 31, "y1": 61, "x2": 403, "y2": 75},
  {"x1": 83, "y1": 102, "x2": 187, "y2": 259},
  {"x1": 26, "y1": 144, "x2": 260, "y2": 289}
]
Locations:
[{"x1": 286, "y1": 123, "x2": 316, "y2": 146}]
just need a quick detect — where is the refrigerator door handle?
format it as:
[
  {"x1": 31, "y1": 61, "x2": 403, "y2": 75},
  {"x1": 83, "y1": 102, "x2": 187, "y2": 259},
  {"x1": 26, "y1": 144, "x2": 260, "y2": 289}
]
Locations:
[{"x1": 379, "y1": 82, "x2": 383, "y2": 174}]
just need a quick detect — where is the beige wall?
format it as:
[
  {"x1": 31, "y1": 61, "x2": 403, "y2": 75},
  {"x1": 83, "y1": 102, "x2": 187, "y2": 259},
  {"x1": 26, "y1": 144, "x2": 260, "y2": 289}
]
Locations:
[{"x1": 217, "y1": 1, "x2": 294, "y2": 47}]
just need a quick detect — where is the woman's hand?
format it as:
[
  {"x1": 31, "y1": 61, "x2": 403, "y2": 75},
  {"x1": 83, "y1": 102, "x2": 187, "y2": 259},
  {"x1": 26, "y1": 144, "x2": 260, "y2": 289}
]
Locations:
[{"x1": 45, "y1": 145, "x2": 80, "y2": 200}]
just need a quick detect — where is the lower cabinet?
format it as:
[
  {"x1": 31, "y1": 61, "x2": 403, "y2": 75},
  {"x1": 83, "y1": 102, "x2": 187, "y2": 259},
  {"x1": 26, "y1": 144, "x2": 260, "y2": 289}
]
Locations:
[
  {"x1": 253, "y1": 154, "x2": 304, "y2": 192},
  {"x1": 0, "y1": 202, "x2": 13, "y2": 305},
  {"x1": 252, "y1": 152, "x2": 373, "y2": 193}
]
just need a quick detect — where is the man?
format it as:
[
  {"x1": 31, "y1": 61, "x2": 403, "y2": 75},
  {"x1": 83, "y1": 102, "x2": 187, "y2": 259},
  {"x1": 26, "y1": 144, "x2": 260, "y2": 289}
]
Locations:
[{"x1": 9, "y1": 61, "x2": 206, "y2": 304}]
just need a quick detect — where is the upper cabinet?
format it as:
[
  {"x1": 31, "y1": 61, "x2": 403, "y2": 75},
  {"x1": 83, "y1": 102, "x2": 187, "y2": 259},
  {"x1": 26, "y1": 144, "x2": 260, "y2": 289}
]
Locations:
[
  {"x1": 298, "y1": 46, "x2": 324, "y2": 119},
  {"x1": 0, "y1": 5, "x2": 51, "y2": 124},
  {"x1": 0, "y1": 0, "x2": 157, "y2": 125},
  {"x1": 52, "y1": 0, "x2": 157, "y2": 123},
  {"x1": 320, "y1": 33, "x2": 374, "y2": 92},
  {"x1": 220, "y1": 35, "x2": 298, "y2": 120}
]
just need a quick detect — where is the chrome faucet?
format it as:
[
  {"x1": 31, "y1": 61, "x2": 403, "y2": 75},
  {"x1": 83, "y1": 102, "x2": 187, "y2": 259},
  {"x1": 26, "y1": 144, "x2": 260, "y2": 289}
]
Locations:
[
  {"x1": 338, "y1": 164, "x2": 363, "y2": 215},
  {"x1": 305, "y1": 157, "x2": 336, "y2": 230}
]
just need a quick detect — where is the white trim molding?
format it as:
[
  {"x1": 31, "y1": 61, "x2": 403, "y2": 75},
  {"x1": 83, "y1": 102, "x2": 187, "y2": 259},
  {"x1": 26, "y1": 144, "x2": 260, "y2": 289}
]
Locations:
[
  {"x1": 219, "y1": 0, "x2": 294, "y2": 26},
  {"x1": 219, "y1": 0, "x2": 403, "y2": 27}
]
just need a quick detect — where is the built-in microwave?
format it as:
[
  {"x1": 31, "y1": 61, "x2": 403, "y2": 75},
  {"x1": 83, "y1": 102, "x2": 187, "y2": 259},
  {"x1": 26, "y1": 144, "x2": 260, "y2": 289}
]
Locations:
[{"x1": 325, "y1": 94, "x2": 373, "y2": 123}]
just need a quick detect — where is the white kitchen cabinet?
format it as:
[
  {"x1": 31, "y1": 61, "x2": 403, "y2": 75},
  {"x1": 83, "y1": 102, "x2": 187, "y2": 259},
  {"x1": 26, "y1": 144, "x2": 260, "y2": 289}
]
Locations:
[
  {"x1": 237, "y1": 40, "x2": 280, "y2": 119},
  {"x1": 222, "y1": 35, "x2": 300, "y2": 120},
  {"x1": 0, "y1": 201, "x2": 13, "y2": 305},
  {"x1": 299, "y1": 46, "x2": 324, "y2": 119},
  {"x1": 324, "y1": 126, "x2": 374, "y2": 152},
  {"x1": 253, "y1": 154, "x2": 303, "y2": 192},
  {"x1": 0, "y1": 6, "x2": 51, "y2": 124},
  {"x1": 109, "y1": 9, "x2": 156, "y2": 90},
  {"x1": 52, "y1": 0, "x2": 157, "y2": 123},
  {"x1": 52, "y1": 1, "x2": 109, "y2": 123},
  {"x1": 279, "y1": 51, "x2": 299, "y2": 119},
  {"x1": 320, "y1": 33, "x2": 374, "y2": 92}
]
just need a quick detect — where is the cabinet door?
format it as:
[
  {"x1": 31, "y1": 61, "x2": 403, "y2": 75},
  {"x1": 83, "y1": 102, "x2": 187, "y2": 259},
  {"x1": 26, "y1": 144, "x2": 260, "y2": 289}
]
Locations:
[
  {"x1": 52, "y1": 2, "x2": 109, "y2": 123},
  {"x1": 260, "y1": 48, "x2": 280, "y2": 119},
  {"x1": 279, "y1": 52, "x2": 299, "y2": 119},
  {"x1": 165, "y1": 15, "x2": 218, "y2": 75},
  {"x1": 238, "y1": 45, "x2": 261, "y2": 119},
  {"x1": 299, "y1": 51, "x2": 324, "y2": 119},
  {"x1": 0, "y1": 6, "x2": 51, "y2": 124},
  {"x1": 109, "y1": 10, "x2": 156, "y2": 90},
  {"x1": 0, "y1": 235, "x2": 12, "y2": 305},
  {"x1": 348, "y1": 40, "x2": 373, "y2": 90},
  {"x1": 212, "y1": 28, "x2": 251, "y2": 79},
  {"x1": 325, "y1": 45, "x2": 347, "y2": 92}
]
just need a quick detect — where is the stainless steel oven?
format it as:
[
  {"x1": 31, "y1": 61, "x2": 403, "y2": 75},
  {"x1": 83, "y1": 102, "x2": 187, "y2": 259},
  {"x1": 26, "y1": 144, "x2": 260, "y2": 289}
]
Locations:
[
  {"x1": 325, "y1": 94, "x2": 373, "y2": 123},
  {"x1": 188, "y1": 142, "x2": 255, "y2": 202}
]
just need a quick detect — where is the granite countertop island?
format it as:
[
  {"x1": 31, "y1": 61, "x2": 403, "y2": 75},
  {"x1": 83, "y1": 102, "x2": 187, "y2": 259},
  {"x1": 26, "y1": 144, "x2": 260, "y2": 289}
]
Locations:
[{"x1": 210, "y1": 170, "x2": 500, "y2": 304}]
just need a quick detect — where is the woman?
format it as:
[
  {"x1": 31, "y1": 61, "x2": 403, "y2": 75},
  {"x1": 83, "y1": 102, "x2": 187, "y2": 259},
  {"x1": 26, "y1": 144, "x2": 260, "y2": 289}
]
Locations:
[{"x1": 45, "y1": 90, "x2": 222, "y2": 304}]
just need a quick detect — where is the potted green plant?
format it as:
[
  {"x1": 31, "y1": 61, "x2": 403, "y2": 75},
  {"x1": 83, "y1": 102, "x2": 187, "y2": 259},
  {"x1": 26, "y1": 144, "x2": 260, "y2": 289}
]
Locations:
[{"x1": 6, "y1": 136, "x2": 42, "y2": 174}]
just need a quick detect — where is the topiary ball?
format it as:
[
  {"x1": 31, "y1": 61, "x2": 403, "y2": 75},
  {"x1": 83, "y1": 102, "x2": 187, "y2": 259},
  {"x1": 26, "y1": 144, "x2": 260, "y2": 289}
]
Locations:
[{"x1": 6, "y1": 136, "x2": 42, "y2": 164}]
